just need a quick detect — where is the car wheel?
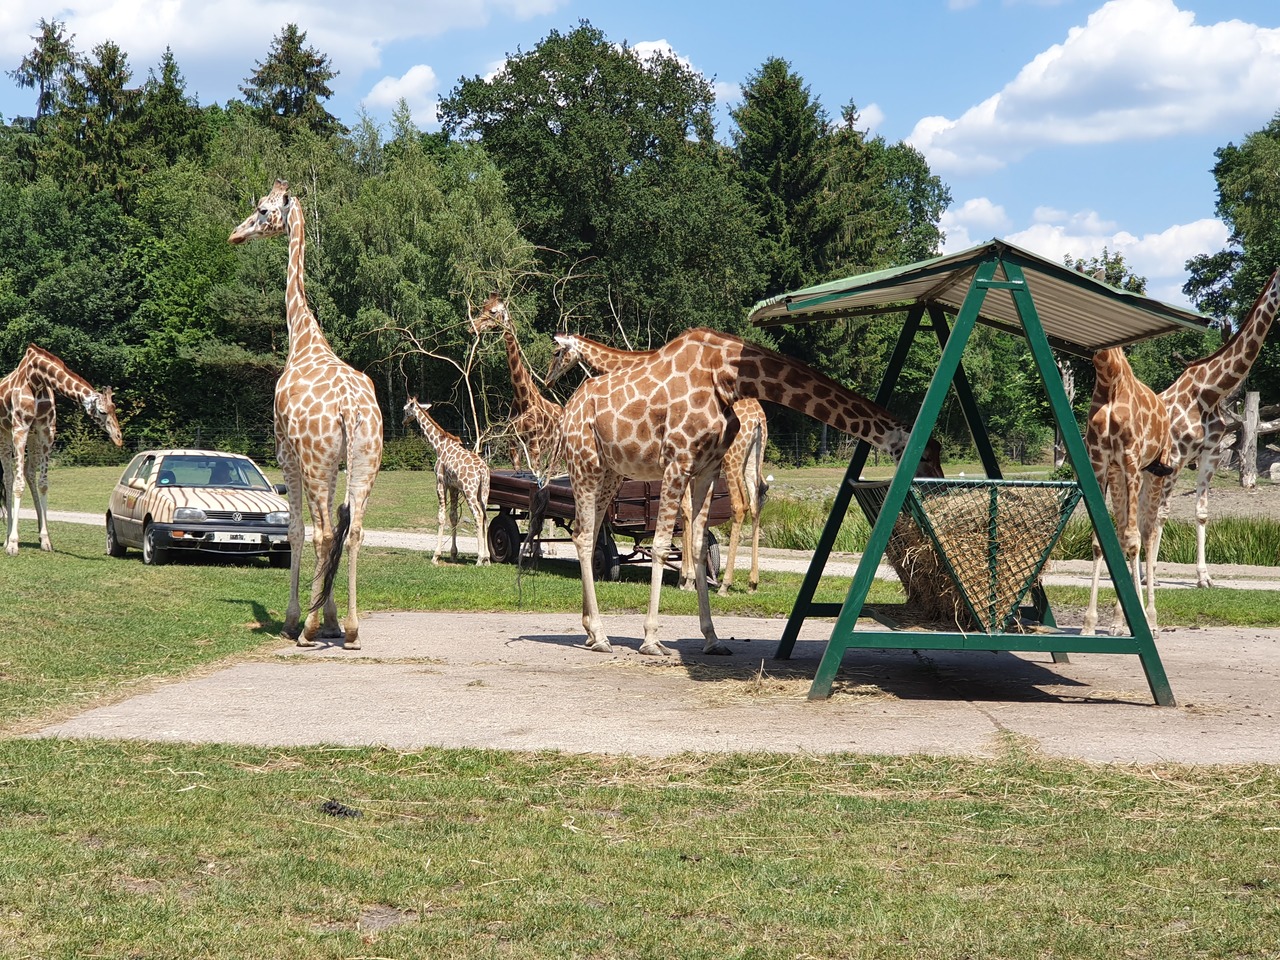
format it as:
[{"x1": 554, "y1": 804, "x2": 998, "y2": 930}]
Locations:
[
  {"x1": 105, "y1": 514, "x2": 127, "y2": 557},
  {"x1": 142, "y1": 522, "x2": 169, "y2": 566},
  {"x1": 703, "y1": 530, "x2": 722, "y2": 586}
]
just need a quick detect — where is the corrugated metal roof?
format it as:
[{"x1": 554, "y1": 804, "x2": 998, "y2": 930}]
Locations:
[{"x1": 748, "y1": 238, "x2": 1212, "y2": 356}]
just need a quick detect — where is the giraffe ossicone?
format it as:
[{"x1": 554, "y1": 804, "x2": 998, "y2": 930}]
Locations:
[{"x1": 229, "y1": 179, "x2": 383, "y2": 649}]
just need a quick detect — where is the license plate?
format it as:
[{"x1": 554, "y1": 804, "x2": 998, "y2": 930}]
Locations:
[{"x1": 212, "y1": 531, "x2": 263, "y2": 544}]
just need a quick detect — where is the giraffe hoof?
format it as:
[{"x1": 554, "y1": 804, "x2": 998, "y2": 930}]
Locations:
[
  {"x1": 343, "y1": 638, "x2": 361, "y2": 651},
  {"x1": 638, "y1": 641, "x2": 672, "y2": 657},
  {"x1": 293, "y1": 636, "x2": 317, "y2": 648},
  {"x1": 585, "y1": 638, "x2": 614, "y2": 654},
  {"x1": 702, "y1": 642, "x2": 732, "y2": 656}
]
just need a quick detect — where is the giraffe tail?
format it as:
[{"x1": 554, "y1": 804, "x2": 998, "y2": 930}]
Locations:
[
  {"x1": 310, "y1": 502, "x2": 351, "y2": 615},
  {"x1": 1143, "y1": 457, "x2": 1175, "y2": 478}
]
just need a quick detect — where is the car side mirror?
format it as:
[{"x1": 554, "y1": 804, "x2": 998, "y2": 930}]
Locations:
[
  {"x1": 129, "y1": 477, "x2": 147, "y2": 489},
  {"x1": 274, "y1": 483, "x2": 288, "y2": 496}
]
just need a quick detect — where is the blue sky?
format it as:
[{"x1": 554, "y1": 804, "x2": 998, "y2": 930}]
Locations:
[{"x1": 3, "y1": 0, "x2": 1278, "y2": 310}]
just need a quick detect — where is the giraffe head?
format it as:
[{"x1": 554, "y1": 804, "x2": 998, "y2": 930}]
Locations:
[
  {"x1": 469, "y1": 293, "x2": 511, "y2": 336},
  {"x1": 546, "y1": 333, "x2": 586, "y2": 384},
  {"x1": 402, "y1": 397, "x2": 430, "y2": 427},
  {"x1": 85, "y1": 386, "x2": 124, "y2": 447},
  {"x1": 228, "y1": 179, "x2": 293, "y2": 245}
]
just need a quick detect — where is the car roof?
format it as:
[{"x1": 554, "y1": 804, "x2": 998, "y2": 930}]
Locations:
[{"x1": 136, "y1": 449, "x2": 258, "y2": 461}]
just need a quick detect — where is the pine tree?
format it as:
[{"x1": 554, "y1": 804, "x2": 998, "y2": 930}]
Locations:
[{"x1": 240, "y1": 24, "x2": 345, "y2": 140}]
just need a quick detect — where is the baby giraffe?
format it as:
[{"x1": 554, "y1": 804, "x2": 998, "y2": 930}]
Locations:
[
  {"x1": 403, "y1": 398, "x2": 491, "y2": 566},
  {"x1": 1081, "y1": 347, "x2": 1173, "y2": 636}
]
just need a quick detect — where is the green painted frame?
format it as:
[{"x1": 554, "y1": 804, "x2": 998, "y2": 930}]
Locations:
[{"x1": 773, "y1": 253, "x2": 1175, "y2": 706}]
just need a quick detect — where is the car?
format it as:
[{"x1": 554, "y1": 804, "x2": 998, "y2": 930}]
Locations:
[{"x1": 106, "y1": 449, "x2": 291, "y2": 566}]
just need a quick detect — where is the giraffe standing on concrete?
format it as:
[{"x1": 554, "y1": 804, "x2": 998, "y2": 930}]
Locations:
[
  {"x1": 1081, "y1": 347, "x2": 1172, "y2": 636},
  {"x1": 551, "y1": 327, "x2": 942, "y2": 656},
  {"x1": 403, "y1": 398, "x2": 491, "y2": 565},
  {"x1": 1153, "y1": 267, "x2": 1280, "y2": 587},
  {"x1": 1, "y1": 345, "x2": 122, "y2": 555},
  {"x1": 470, "y1": 295, "x2": 563, "y2": 478},
  {"x1": 229, "y1": 179, "x2": 383, "y2": 649},
  {"x1": 547, "y1": 333, "x2": 770, "y2": 594}
]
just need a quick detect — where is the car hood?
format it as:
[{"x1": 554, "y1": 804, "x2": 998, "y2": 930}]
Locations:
[{"x1": 149, "y1": 486, "x2": 289, "y2": 520}]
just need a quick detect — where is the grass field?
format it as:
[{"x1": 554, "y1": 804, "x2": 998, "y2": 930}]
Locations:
[{"x1": 3, "y1": 469, "x2": 1279, "y2": 957}]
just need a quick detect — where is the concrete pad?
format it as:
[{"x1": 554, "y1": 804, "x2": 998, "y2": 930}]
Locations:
[{"x1": 31, "y1": 612, "x2": 1280, "y2": 765}]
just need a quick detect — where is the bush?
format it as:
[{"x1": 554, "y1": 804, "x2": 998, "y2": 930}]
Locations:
[{"x1": 381, "y1": 436, "x2": 434, "y2": 471}]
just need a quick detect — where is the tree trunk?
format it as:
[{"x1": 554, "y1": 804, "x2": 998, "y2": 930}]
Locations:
[
  {"x1": 1241, "y1": 391, "x2": 1259, "y2": 490},
  {"x1": 1053, "y1": 359, "x2": 1075, "y2": 470}
]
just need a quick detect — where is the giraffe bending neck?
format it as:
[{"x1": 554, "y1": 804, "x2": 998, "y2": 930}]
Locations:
[{"x1": 21, "y1": 346, "x2": 117, "y2": 419}]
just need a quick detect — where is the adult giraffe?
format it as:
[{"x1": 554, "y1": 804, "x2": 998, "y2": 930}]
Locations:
[
  {"x1": 1081, "y1": 347, "x2": 1172, "y2": 636},
  {"x1": 554, "y1": 327, "x2": 942, "y2": 656},
  {"x1": 1154, "y1": 267, "x2": 1280, "y2": 587},
  {"x1": 229, "y1": 179, "x2": 383, "y2": 649},
  {"x1": 547, "y1": 333, "x2": 770, "y2": 594},
  {"x1": 1, "y1": 346, "x2": 122, "y2": 554},
  {"x1": 470, "y1": 295, "x2": 563, "y2": 478}
]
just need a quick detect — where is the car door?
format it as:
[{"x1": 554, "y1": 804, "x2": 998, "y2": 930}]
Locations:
[{"x1": 113, "y1": 453, "x2": 157, "y2": 545}]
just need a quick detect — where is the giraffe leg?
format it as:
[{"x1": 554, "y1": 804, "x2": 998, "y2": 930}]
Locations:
[
  {"x1": 278, "y1": 457, "x2": 311, "y2": 645},
  {"x1": 432, "y1": 473, "x2": 447, "y2": 566},
  {"x1": 1139, "y1": 475, "x2": 1161, "y2": 635},
  {"x1": 314, "y1": 482, "x2": 344, "y2": 639},
  {"x1": 678, "y1": 487, "x2": 696, "y2": 591},
  {"x1": 470, "y1": 481, "x2": 490, "y2": 566},
  {"x1": 718, "y1": 468, "x2": 747, "y2": 596},
  {"x1": 685, "y1": 472, "x2": 728, "y2": 655},
  {"x1": 340, "y1": 452, "x2": 380, "y2": 650},
  {"x1": 1193, "y1": 462, "x2": 1214, "y2": 587},
  {"x1": 449, "y1": 490, "x2": 461, "y2": 562},
  {"x1": 574, "y1": 474, "x2": 622, "y2": 653},
  {"x1": 4, "y1": 425, "x2": 31, "y2": 556},
  {"x1": 1, "y1": 446, "x2": 17, "y2": 557},
  {"x1": 27, "y1": 420, "x2": 53, "y2": 551}
]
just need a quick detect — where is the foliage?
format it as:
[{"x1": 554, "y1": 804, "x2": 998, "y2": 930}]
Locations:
[{"x1": 238, "y1": 23, "x2": 344, "y2": 140}]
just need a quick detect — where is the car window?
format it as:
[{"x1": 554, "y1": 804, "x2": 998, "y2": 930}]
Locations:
[
  {"x1": 118, "y1": 454, "x2": 147, "y2": 484},
  {"x1": 157, "y1": 456, "x2": 272, "y2": 490},
  {"x1": 135, "y1": 456, "x2": 157, "y2": 484}
]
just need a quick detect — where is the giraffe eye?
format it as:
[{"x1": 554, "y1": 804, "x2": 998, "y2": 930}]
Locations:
[{"x1": 258, "y1": 207, "x2": 268, "y2": 216}]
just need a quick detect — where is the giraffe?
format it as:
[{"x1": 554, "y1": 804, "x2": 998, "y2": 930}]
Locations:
[
  {"x1": 1081, "y1": 347, "x2": 1172, "y2": 637},
  {"x1": 551, "y1": 326, "x2": 943, "y2": 656},
  {"x1": 469, "y1": 295, "x2": 563, "y2": 478},
  {"x1": 402, "y1": 398, "x2": 491, "y2": 565},
  {"x1": 1153, "y1": 267, "x2": 1280, "y2": 588},
  {"x1": 547, "y1": 333, "x2": 770, "y2": 594},
  {"x1": 229, "y1": 179, "x2": 383, "y2": 650},
  {"x1": 1, "y1": 345, "x2": 122, "y2": 555}
]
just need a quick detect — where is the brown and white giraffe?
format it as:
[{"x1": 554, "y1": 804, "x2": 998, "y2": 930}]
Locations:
[
  {"x1": 1153, "y1": 266, "x2": 1280, "y2": 587},
  {"x1": 1081, "y1": 347, "x2": 1172, "y2": 637},
  {"x1": 403, "y1": 398, "x2": 491, "y2": 565},
  {"x1": 551, "y1": 327, "x2": 943, "y2": 656},
  {"x1": 547, "y1": 333, "x2": 771, "y2": 594},
  {"x1": 470, "y1": 295, "x2": 564, "y2": 478},
  {"x1": 229, "y1": 179, "x2": 383, "y2": 649},
  {"x1": 0, "y1": 345, "x2": 122, "y2": 555}
]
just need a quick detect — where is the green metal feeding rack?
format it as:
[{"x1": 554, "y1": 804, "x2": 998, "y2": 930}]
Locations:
[{"x1": 747, "y1": 239, "x2": 1213, "y2": 706}]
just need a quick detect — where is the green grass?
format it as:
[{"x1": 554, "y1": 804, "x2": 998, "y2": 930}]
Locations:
[
  {"x1": 2, "y1": 737, "x2": 1277, "y2": 959},
  {"x1": 5, "y1": 474, "x2": 1280, "y2": 958}
]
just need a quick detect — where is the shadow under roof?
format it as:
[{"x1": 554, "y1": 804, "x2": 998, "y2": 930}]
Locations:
[{"x1": 748, "y1": 238, "x2": 1212, "y2": 357}]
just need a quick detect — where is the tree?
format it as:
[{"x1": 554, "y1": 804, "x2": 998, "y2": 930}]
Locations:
[
  {"x1": 7, "y1": 17, "x2": 78, "y2": 123},
  {"x1": 439, "y1": 21, "x2": 758, "y2": 342},
  {"x1": 240, "y1": 24, "x2": 345, "y2": 140},
  {"x1": 1185, "y1": 112, "x2": 1280, "y2": 398},
  {"x1": 138, "y1": 48, "x2": 208, "y2": 166},
  {"x1": 731, "y1": 57, "x2": 837, "y2": 299}
]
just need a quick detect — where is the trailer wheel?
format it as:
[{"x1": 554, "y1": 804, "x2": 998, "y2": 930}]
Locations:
[
  {"x1": 703, "y1": 530, "x2": 722, "y2": 584},
  {"x1": 488, "y1": 511, "x2": 523, "y2": 564},
  {"x1": 594, "y1": 534, "x2": 621, "y2": 582}
]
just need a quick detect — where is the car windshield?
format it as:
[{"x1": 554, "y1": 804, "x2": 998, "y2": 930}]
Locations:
[{"x1": 156, "y1": 456, "x2": 272, "y2": 490}]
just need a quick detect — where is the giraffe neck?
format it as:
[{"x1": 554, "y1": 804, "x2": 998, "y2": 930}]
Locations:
[
  {"x1": 284, "y1": 198, "x2": 328, "y2": 358},
  {"x1": 501, "y1": 325, "x2": 547, "y2": 416},
  {"x1": 571, "y1": 336, "x2": 647, "y2": 372},
  {"x1": 411, "y1": 406, "x2": 461, "y2": 454},
  {"x1": 20, "y1": 346, "x2": 100, "y2": 407},
  {"x1": 727, "y1": 340, "x2": 912, "y2": 458},
  {"x1": 1178, "y1": 267, "x2": 1280, "y2": 409}
]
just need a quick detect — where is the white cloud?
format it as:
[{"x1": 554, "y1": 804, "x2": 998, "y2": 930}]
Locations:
[
  {"x1": 940, "y1": 197, "x2": 1012, "y2": 252},
  {"x1": 364, "y1": 64, "x2": 439, "y2": 128},
  {"x1": 0, "y1": 1, "x2": 567, "y2": 104},
  {"x1": 909, "y1": 0, "x2": 1280, "y2": 174},
  {"x1": 854, "y1": 102, "x2": 885, "y2": 135}
]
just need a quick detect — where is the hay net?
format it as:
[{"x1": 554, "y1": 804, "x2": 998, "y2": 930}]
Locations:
[{"x1": 852, "y1": 479, "x2": 1082, "y2": 633}]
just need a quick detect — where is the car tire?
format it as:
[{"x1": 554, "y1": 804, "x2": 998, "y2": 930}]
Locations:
[
  {"x1": 105, "y1": 514, "x2": 127, "y2": 557},
  {"x1": 593, "y1": 532, "x2": 621, "y2": 583},
  {"x1": 703, "y1": 530, "x2": 721, "y2": 586},
  {"x1": 142, "y1": 522, "x2": 169, "y2": 566},
  {"x1": 269, "y1": 550, "x2": 291, "y2": 569}
]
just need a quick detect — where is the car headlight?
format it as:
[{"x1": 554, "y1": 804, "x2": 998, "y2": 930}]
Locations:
[
  {"x1": 173, "y1": 507, "x2": 207, "y2": 522},
  {"x1": 266, "y1": 511, "x2": 289, "y2": 525}
]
